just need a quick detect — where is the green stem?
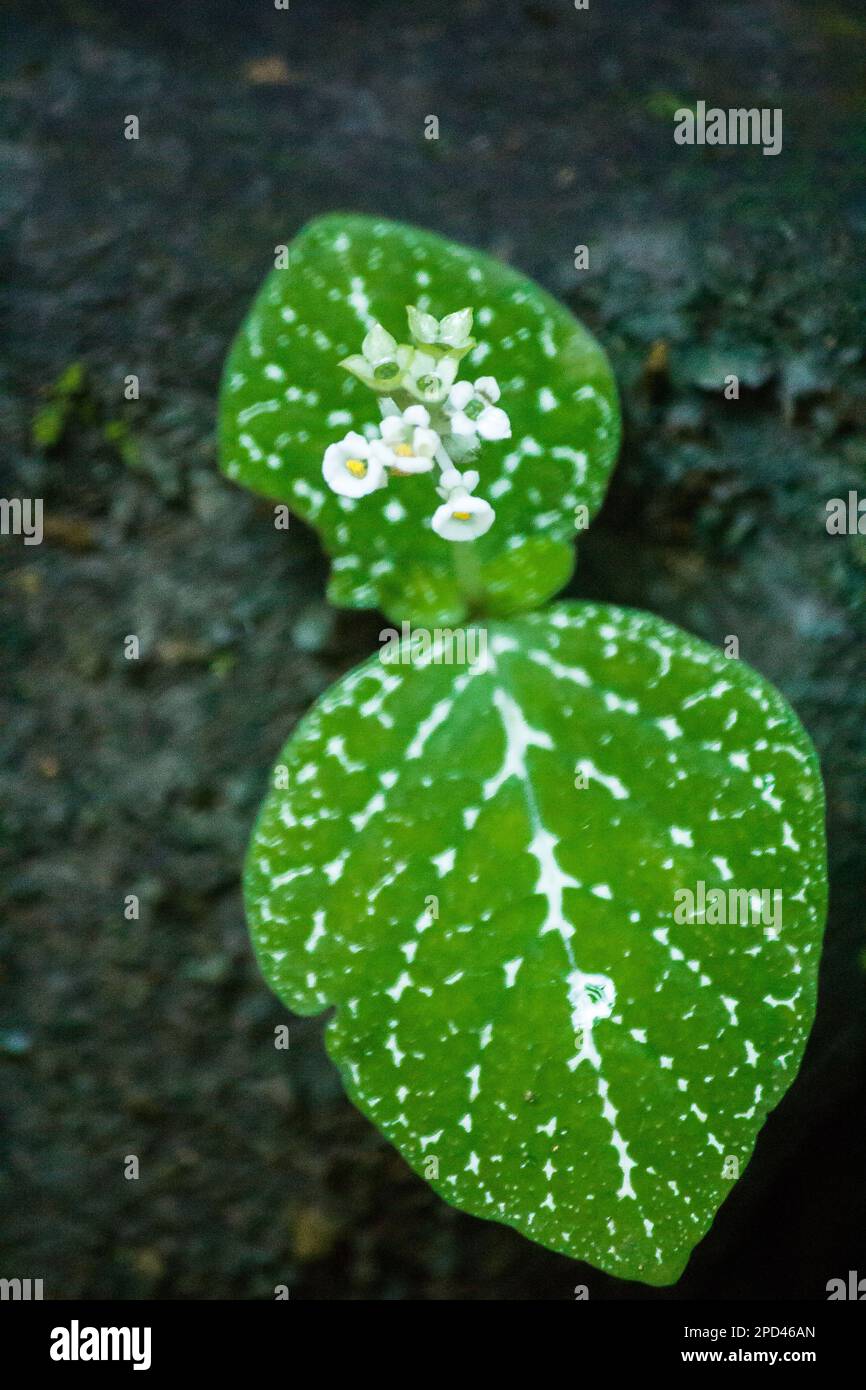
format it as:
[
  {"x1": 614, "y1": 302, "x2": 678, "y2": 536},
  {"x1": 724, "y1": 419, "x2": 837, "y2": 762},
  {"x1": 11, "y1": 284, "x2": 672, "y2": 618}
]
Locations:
[{"x1": 453, "y1": 540, "x2": 486, "y2": 611}]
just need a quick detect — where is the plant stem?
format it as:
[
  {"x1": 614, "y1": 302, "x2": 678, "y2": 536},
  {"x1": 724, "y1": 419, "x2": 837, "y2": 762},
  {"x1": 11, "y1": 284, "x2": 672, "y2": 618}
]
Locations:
[{"x1": 452, "y1": 539, "x2": 486, "y2": 610}]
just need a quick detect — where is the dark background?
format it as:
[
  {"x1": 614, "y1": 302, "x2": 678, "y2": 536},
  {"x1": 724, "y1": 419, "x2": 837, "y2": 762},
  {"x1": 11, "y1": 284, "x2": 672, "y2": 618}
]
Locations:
[{"x1": 1, "y1": 0, "x2": 864, "y2": 1300}]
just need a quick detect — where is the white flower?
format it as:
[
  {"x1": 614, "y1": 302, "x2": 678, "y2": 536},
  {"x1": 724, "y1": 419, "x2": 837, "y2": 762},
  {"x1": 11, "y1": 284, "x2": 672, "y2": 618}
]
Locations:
[
  {"x1": 379, "y1": 405, "x2": 439, "y2": 474},
  {"x1": 339, "y1": 323, "x2": 413, "y2": 391},
  {"x1": 404, "y1": 350, "x2": 459, "y2": 404},
  {"x1": 432, "y1": 479, "x2": 495, "y2": 541},
  {"x1": 436, "y1": 467, "x2": 479, "y2": 499},
  {"x1": 406, "y1": 305, "x2": 475, "y2": 353},
  {"x1": 322, "y1": 431, "x2": 389, "y2": 498},
  {"x1": 445, "y1": 376, "x2": 511, "y2": 441}
]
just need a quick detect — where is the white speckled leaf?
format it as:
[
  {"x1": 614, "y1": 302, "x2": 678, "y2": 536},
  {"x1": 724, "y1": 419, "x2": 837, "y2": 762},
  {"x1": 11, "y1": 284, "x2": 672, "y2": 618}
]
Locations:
[
  {"x1": 246, "y1": 602, "x2": 827, "y2": 1285},
  {"x1": 219, "y1": 215, "x2": 620, "y2": 623}
]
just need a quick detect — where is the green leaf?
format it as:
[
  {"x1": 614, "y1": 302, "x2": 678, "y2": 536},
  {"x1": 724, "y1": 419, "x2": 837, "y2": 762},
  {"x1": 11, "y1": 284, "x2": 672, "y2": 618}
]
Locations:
[
  {"x1": 219, "y1": 215, "x2": 620, "y2": 622},
  {"x1": 245, "y1": 602, "x2": 826, "y2": 1285},
  {"x1": 480, "y1": 536, "x2": 576, "y2": 616},
  {"x1": 375, "y1": 567, "x2": 468, "y2": 630}
]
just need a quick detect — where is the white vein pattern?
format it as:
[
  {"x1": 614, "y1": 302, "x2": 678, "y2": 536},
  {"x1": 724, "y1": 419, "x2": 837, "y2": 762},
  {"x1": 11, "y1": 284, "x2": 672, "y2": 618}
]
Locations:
[{"x1": 246, "y1": 601, "x2": 826, "y2": 1283}]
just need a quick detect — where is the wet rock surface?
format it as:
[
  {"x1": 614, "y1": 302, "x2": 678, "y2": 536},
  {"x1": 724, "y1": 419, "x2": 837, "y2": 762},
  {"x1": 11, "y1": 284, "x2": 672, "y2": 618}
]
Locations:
[{"x1": 1, "y1": 0, "x2": 864, "y2": 1298}]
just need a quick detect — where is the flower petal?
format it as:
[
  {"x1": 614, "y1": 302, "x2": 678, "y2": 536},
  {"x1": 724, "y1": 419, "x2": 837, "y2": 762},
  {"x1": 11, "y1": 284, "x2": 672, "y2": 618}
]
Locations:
[
  {"x1": 339, "y1": 353, "x2": 375, "y2": 384},
  {"x1": 449, "y1": 411, "x2": 476, "y2": 437},
  {"x1": 431, "y1": 490, "x2": 495, "y2": 540},
  {"x1": 390, "y1": 452, "x2": 434, "y2": 474},
  {"x1": 438, "y1": 357, "x2": 459, "y2": 387},
  {"x1": 447, "y1": 381, "x2": 474, "y2": 411},
  {"x1": 412, "y1": 426, "x2": 440, "y2": 457},
  {"x1": 439, "y1": 308, "x2": 474, "y2": 347},
  {"x1": 406, "y1": 305, "x2": 439, "y2": 344},
  {"x1": 474, "y1": 375, "x2": 500, "y2": 403},
  {"x1": 380, "y1": 417, "x2": 405, "y2": 444},
  {"x1": 369, "y1": 439, "x2": 397, "y2": 467},
  {"x1": 410, "y1": 350, "x2": 438, "y2": 375},
  {"x1": 477, "y1": 406, "x2": 511, "y2": 441},
  {"x1": 323, "y1": 459, "x2": 367, "y2": 498},
  {"x1": 362, "y1": 322, "x2": 397, "y2": 362}
]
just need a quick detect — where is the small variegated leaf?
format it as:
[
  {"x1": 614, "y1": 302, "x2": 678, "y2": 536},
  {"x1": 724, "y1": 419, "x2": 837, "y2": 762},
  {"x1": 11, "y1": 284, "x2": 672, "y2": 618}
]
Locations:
[
  {"x1": 246, "y1": 602, "x2": 826, "y2": 1284},
  {"x1": 219, "y1": 215, "x2": 620, "y2": 625}
]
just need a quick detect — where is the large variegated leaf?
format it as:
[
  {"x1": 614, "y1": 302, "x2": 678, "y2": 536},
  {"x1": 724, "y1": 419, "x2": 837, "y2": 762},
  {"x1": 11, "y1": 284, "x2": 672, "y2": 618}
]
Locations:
[
  {"x1": 246, "y1": 603, "x2": 826, "y2": 1284},
  {"x1": 219, "y1": 215, "x2": 620, "y2": 624}
]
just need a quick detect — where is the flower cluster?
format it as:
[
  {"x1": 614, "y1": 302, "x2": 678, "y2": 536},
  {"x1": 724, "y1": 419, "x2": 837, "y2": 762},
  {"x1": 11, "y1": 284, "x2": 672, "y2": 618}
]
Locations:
[{"x1": 320, "y1": 307, "x2": 510, "y2": 541}]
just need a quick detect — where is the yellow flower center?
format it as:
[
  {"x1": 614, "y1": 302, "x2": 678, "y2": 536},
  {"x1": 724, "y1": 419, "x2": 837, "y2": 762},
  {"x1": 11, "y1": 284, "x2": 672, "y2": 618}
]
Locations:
[
  {"x1": 345, "y1": 458, "x2": 367, "y2": 478},
  {"x1": 394, "y1": 443, "x2": 414, "y2": 457},
  {"x1": 452, "y1": 510, "x2": 472, "y2": 521}
]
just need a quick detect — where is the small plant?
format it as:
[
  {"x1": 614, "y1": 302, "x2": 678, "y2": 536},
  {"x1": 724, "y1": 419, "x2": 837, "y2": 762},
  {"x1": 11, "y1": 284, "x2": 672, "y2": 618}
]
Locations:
[{"x1": 219, "y1": 215, "x2": 827, "y2": 1285}]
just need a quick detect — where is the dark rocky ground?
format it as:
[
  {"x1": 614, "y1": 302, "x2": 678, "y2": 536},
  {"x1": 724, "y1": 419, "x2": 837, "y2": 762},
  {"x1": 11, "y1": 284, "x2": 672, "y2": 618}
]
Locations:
[{"x1": 1, "y1": 0, "x2": 864, "y2": 1299}]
